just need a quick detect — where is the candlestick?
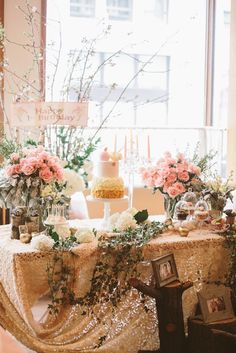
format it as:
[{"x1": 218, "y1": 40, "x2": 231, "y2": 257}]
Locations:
[{"x1": 147, "y1": 135, "x2": 151, "y2": 162}]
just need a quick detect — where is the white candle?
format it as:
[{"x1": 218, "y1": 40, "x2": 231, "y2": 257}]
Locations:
[
  {"x1": 124, "y1": 135, "x2": 127, "y2": 161},
  {"x1": 136, "y1": 135, "x2": 139, "y2": 157},
  {"x1": 114, "y1": 134, "x2": 117, "y2": 153},
  {"x1": 130, "y1": 129, "x2": 133, "y2": 154},
  {"x1": 147, "y1": 135, "x2": 151, "y2": 161}
]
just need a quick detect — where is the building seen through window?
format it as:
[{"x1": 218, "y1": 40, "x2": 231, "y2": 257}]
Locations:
[{"x1": 47, "y1": 0, "x2": 231, "y2": 177}]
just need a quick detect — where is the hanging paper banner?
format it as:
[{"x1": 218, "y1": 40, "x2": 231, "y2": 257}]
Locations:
[{"x1": 11, "y1": 101, "x2": 88, "y2": 127}]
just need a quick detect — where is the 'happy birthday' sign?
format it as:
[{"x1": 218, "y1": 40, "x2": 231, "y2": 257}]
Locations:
[{"x1": 11, "y1": 102, "x2": 88, "y2": 127}]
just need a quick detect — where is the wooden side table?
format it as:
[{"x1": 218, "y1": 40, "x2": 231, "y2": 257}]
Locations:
[{"x1": 187, "y1": 316, "x2": 236, "y2": 353}]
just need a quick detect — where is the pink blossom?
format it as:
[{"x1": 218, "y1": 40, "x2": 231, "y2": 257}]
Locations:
[
  {"x1": 178, "y1": 171, "x2": 189, "y2": 182},
  {"x1": 39, "y1": 168, "x2": 53, "y2": 183},
  {"x1": 21, "y1": 163, "x2": 35, "y2": 176}
]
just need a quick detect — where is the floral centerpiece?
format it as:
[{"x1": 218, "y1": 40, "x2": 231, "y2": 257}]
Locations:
[
  {"x1": 202, "y1": 176, "x2": 234, "y2": 217},
  {"x1": 140, "y1": 151, "x2": 204, "y2": 218},
  {"x1": 0, "y1": 145, "x2": 65, "y2": 208}
]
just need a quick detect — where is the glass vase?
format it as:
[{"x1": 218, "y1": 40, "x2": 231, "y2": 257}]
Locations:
[{"x1": 164, "y1": 195, "x2": 178, "y2": 219}]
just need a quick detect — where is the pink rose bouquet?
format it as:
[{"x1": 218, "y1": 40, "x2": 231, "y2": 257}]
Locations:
[
  {"x1": 140, "y1": 152, "x2": 203, "y2": 218},
  {"x1": 0, "y1": 146, "x2": 65, "y2": 207}
]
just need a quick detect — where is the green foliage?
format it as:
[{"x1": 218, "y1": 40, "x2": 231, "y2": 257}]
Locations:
[
  {"x1": 46, "y1": 221, "x2": 166, "y2": 330},
  {"x1": 69, "y1": 221, "x2": 166, "y2": 311},
  {"x1": 191, "y1": 143, "x2": 217, "y2": 176},
  {"x1": 134, "y1": 209, "x2": 148, "y2": 224},
  {"x1": 0, "y1": 135, "x2": 21, "y2": 161},
  {"x1": 218, "y1": 229, "x2": 236, "y2": 310}
]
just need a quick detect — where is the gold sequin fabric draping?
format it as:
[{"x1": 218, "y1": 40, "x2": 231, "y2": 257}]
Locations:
[{"x1": 0, "y1": 225, "x2": 230, "y2": 353}]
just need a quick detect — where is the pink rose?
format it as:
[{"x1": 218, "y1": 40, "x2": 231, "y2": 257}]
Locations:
[
  {"x1": 167, "y1": 186, "x2": 180, "y2": 198},
  {"x1": 54, "y1": 167, "x2": 64, "y2": 181},
  {"x1": 173, "y1": 182, "x2": 186, "y2": 194},
  {"x1": 188, "y1": 164, "x2": 201, "y2": 176},
  {"x1": 178, "y1": 171, "x2": 189, "y2": 182},
  {"x1": 163, "y1": 181, "x2": 173, "y2": 193},
  {"x1": 5, "y1": 165, "x2": 15, "y2": 176},
  {"x1": 10, "y1": 153, "x2": 20, "y2": 162},
  {"x1": 21, "y1": 163, "x2": 35, "y2": 176},
  {"x1": 154, "y1": 176, "x2": 165, "y2": 187},
  {"x1": 166, "y1": 172, "x2": 177, "y2": 184},
  {"x1": 13, "y1": 164, "x2": 21, "y2": 174},
  {"x1": 39, "y1": 168, "x2": 53, "y2": 183},
  {"x1": 39, "y1": 151, "x2": 50, "y2": 161}
]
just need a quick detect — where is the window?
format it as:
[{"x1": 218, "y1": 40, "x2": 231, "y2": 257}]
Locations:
[
  {"x1": 106, "y1": 0, "x2": 133, "y2": 21},
  {"x1": 145, "y1": 0, "x2": 169, "y2": 22},
  {"x1": 46, "y1": 0, "x2": 231, "y2": 176},
  {"x1": 70, "y1": 0, "x2": 95, "y2": 17}
]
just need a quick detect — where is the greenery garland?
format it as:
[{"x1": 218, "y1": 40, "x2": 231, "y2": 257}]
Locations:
[
  {"x1": 218, "y1": 228, "x2": 236, "y2": 310},
  {"x1": 46, "y1": 221, "x2": 166, "y2": 318}
]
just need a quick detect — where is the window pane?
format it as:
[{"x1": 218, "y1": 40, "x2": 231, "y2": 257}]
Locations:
[
  {"x1": 46, "y1": 0, "x2": 230, "y2": 175},
  {"x1": 212, "y1": 0, "x2": 231, "y2": 127}
]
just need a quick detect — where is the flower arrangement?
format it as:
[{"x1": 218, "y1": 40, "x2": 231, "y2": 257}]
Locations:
[
  {"x1": 0, "y1": 145, "x2": 65, "y2": 208},
  {"x1": 202, "y1": 176, "x2": 234, "y2": 212},
  {"x1": 108, "y1": 208, "x2": 149, "y2": 232},
  {"x1": 140, "y1": 151, "x2": 202, "y2": 199},
  {"x1": 139, "y1": 150, "x2": 216, "y2": 218}
]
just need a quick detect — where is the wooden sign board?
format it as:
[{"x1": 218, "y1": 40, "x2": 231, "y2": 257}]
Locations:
[{"x1": 11, "y1": 102, "x2": 88, "y2": 127}]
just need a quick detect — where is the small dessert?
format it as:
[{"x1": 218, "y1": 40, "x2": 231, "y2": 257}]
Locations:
[{"x1": 91, "y1": 148, "x2": 125, "y2": 199}]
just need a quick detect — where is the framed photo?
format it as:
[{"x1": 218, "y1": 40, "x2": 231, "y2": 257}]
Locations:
[
  {"x1": 151, "y1": 253, "x2": 179, "y2": 288},
  {"x1": 197, "y1": 284, "x2": 234, "y2": 324}
]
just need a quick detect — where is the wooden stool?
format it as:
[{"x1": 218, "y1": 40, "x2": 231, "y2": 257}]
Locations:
[
  {"x1": 130, "y1": 278, "x2": 193, "y2": 353},
  {"x1": 187, "y1": 316, "x2": 236, "y2": 353}
]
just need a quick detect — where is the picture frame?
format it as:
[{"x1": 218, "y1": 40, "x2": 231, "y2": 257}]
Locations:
[
  {"x1": 197, "y1": 284, "x2": 234, "y2": 324},
  {"x1": 151, "y1": 253, "x2": 179, "y2": 288}
]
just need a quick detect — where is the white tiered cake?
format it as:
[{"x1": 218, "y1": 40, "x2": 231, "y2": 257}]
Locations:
[{"x1": 91, "y1": 148, "x2": 125, "y2": 199}]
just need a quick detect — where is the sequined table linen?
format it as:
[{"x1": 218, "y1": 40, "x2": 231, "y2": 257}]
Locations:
[{"x1": 0, "y1": 225, "x2": 229, "y2": 353}]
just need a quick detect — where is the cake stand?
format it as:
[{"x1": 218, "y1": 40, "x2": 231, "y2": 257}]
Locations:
[{"x1": 86, "y1": 195, "x2": 128, "y2": 230}]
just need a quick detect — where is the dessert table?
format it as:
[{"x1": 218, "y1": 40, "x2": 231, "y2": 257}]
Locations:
[{"x1": 0, "y1": 222, "x2": 229, "y2": 353}]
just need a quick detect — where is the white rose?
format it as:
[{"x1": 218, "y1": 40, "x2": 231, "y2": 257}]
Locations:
[
  {"x1": 54, "y1": 224, "x2": 71, "y2": 239},
  {"x1": 115, "y1": 212, "x2": 137, "y2": 231},
  {"x1": 75, "y1": 228, "x2": 95, "y2": 243},
  {"x1": 63, "y1": 169, "x2": 85, "y2": 197},
  {"x1": 108, "y1": 212, "x2": 120, "y2": 230},
  {"x1": 31, "y1": 234, "x2": 54, "y2": 251},
  {"x1": 126, "y1": 207, "x2": 138, "y2": 217}
]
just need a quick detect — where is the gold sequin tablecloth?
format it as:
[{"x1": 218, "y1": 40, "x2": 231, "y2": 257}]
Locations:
[{"x1": 0, "y1": 224, "x2": 229, "y2": 353}]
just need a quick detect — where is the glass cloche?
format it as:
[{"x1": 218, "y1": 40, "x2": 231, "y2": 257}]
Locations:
[{"x1": 174, "y1": 199, "x2": 190, "y2": 222}]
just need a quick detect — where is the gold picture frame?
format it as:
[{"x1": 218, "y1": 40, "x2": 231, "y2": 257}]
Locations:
[{"x1": 151, "y1": 253, "x2": 179, "y2": 288}]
